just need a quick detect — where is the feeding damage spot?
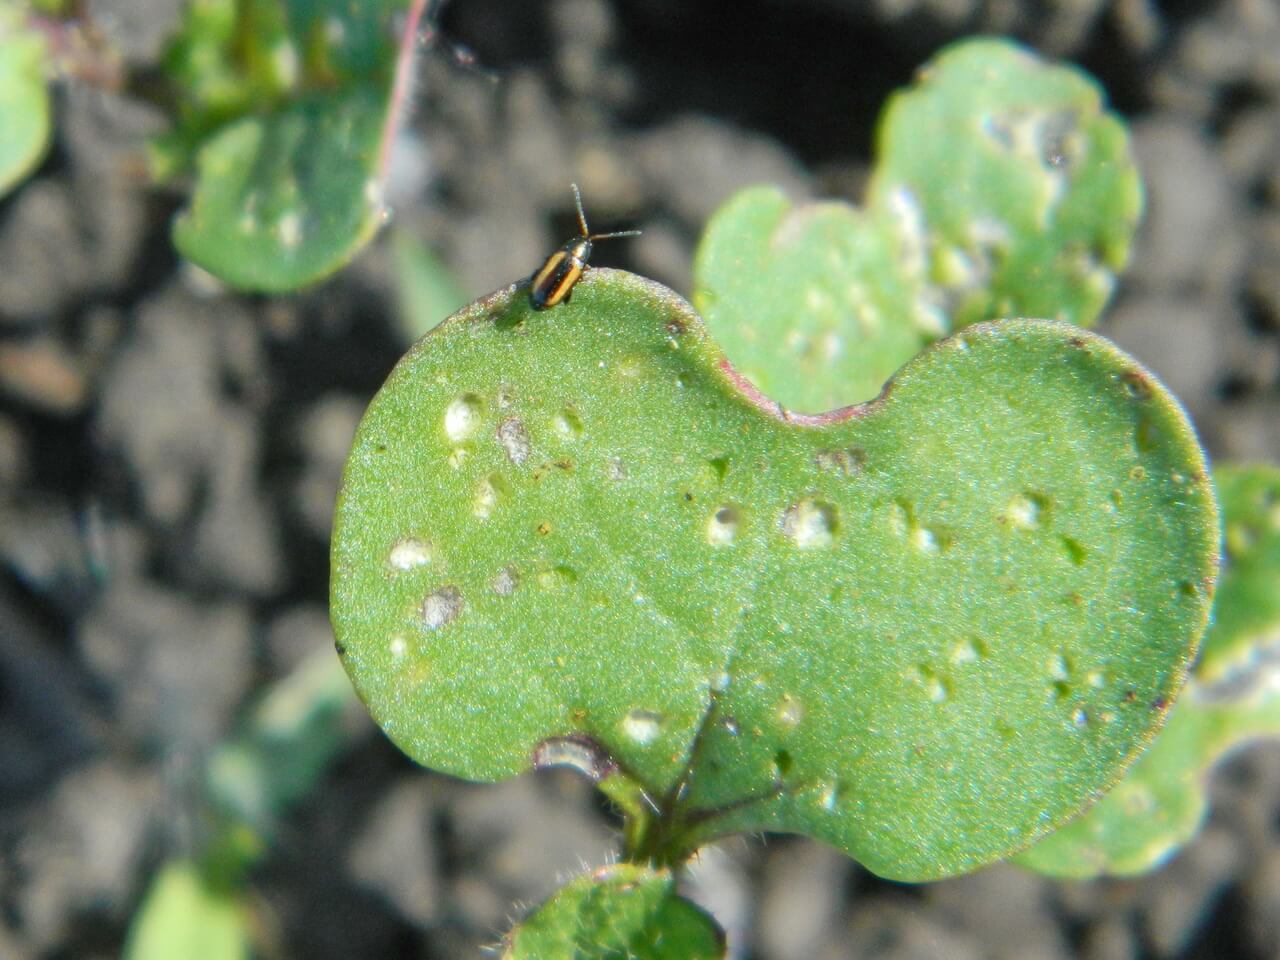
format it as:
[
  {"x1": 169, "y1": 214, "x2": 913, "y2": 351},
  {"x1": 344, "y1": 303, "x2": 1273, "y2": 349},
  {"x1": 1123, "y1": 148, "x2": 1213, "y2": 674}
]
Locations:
[
  {"x1": 814, "y1": 447, "x2": 865, "y2": 476},
  {"x1": 387, "y1": 537, "x2": 434, "y2": 571},
  {"x1": 473, "y1": 474, "x2": 509, "y2": 519},
  {"x1": 978, "y1": 108, "x2": 1082, "y2": 226},
  {"x1": 421, "y1": 586, "x2": 463, "y2": 630},
  {"x1": 906, "y1": 664, "x2": 951, "y2": 703},
  {"x1": 622, "y1": 709, "x2": 665, "y2": 745},
  {"x1": 1000, "y1": 492, "x2": 1047, "y2": 531},
  {"x1": 706, "y1": 506, "x2": 740, "y2": 546},
  {"x1": 606, "y1": 457, "x2": 628, "y2": 481},
  {"x1": 535, "y1": 565, "x2": 577, "y2": 591},
  {"x1": 492, "y1": 566, "x2": 519, "y2": 596},
  {"x1": 775, "y1": 693, "x2": 804, "y2": 730},
  {"x1": 532, "y1": 735, "x2": 617, "y2": 781},
  {"x1": 889, "y1": 499, "x2": 951, "y2": 554},
  {"x1": 780, "y1": 498, "x2": 839, "y2": 549},
  {"x1": 444, "y1": 393, "x2": 483, "y2": 442},
  {"x1": 553, "y1": 407, "x2": 584, "y2": 438},
  {"x1": 497, "y1": 417, "x2": 531, "y2": 465}
]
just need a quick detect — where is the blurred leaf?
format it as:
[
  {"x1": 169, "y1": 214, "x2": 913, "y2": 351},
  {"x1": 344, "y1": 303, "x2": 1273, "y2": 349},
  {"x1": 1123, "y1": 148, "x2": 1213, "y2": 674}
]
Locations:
[
  {"x1": 693, "y1": 37, "x2": 1140, "y2": 412},
  {"x1": 868, "y1": 37, "x2": 1141, "y2": 331},
  {"x1": 692, "y1": 186, "x2": 923, "y2": 410},
  {"x1": 391, "y1": 228, "x2": 469, "y2": 344},
  {"x1": 206, "y1": 648, "x2": 365, "y2": 833},
  {"x1": 504, "y1": 864, "x2": 724, "y2": 960},
  {"x1": 331, "y1": 270, "x2": 1215, "y2": 880},
  {"x1": 124, "y1": 861, "x2": 251, "y2": 960},
  {"x1": 161, "y1": 0, "x2": 412, "y2": 290},
  {"x1": 1199, "y1": 464, "x2": 1280, "y2": 682},
  {"x1": 172, "y1": 90, "x2": 388, "y2": 292},
  {"x1": 0, "y1": 8, "x2": 52, "y2": 196}
]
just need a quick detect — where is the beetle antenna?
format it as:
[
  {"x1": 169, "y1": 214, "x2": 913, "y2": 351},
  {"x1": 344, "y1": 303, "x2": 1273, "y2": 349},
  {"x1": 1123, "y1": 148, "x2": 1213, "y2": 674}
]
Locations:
[
  {"x1": 587, "y1": 229, "x2": 643, "y2": 242},
  {"x1": 566, "y1": 183, "x2": 640, "y2": 242},
  {"x1": 570, "y1": 183, "x2": 590, "y2": 237}
]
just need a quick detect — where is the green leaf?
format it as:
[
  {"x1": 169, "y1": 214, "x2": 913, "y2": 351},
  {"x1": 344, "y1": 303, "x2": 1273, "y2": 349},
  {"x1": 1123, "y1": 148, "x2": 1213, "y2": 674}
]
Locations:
[
  {"x1": 331, "y1": 270, "x2": 1216, "y2": 881},
  {"x1": 1016, "y1": 463, "x2": 1280, "y2": 878},
  {"x1": 162, "y1": 0, "x2": 405, "y2": 128},
  {"x1": 162, "y1": 0, "x2": 410, "y2": 290},
  {"x1": 391, "y1": 228, "x2": 470, "y2": 344},
  {"x1": 124, "y1": 861, "x2": 251, "y2": 960},
  {"x1": 869, "y1": 37, "x2": 1141, "y2": 331},
  {"x1": 503, "y1": 864, "x2": 724, "y2": 960},
  {"x1": 0, "y1": 9, "x2": 52, "y2": 197},
  {"x1": 172, "y1": 89, "x2": 388, "y2": 292},
  {"x1": 692, "y1": 38, "x2": 1140, "y2": 413}
]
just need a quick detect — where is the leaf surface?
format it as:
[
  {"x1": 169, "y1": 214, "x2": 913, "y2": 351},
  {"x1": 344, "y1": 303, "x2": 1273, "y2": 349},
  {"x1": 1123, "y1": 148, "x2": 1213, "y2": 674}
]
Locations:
[{"x1": 124, "y1": 862, "x2": 250, "y2": 960}]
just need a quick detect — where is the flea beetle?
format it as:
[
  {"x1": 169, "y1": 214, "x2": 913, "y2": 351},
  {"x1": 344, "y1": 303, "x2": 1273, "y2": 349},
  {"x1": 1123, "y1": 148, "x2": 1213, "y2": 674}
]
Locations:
[{"x1": 528, "y1": 183, "x2": 640, "y2": 310}]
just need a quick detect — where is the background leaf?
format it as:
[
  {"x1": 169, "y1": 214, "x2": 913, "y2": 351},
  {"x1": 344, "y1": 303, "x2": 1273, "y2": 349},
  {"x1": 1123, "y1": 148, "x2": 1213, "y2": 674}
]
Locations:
[
  {"x1": 172, "y1": 91, "x2": 388, "y2": 292},
  {"x1": 162, "y1": 0, "x2": 409, "y2": 290},
  {"x1": 392, "y1": 228, "x2": 470, "y2": 344},
  {"x1": 692, "y1": 37, "x2": 1141, "y2": 413},
  {"x1": 331, "y1": 270, "x2": 1215, "y2": 880},
  {"x1": 123, "y1": 862, "x2": 251, "y2": 960},
  {"x1": 0, "y1": 8, "x2": 52, "y2": 197}
]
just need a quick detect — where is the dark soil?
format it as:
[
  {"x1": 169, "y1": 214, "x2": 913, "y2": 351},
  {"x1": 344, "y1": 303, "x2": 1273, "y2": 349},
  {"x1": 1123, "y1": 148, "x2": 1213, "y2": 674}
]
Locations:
[{"x1": 2, "y1": 0, "x2": 1279, "y2": 957}]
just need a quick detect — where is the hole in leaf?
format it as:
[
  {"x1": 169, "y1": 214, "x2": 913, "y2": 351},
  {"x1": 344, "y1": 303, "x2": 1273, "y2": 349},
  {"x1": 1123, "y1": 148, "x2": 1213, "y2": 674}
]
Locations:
[
  {"x1": 444, "y1": 393, "x2": 483, "y2": 441},
  {"x1": 421, "y1": 586, "x2": 463, "y2": 630},
  {"x1": 492, "y1": 566, "x2": 519, "y2": 596},
  {"x1": 773, "y1": 749, "x2": 793, "y2": 779},
  {"x1": 781, "y1": 498, "x2": 838, "y2": 549},
  {"x1": 497, "y1": 417, "x2": 531, "y2": 465},
  {"x1": 707, "y1": 505, "x2": 740, "y2": 546},
  {"x1": 388, "y1": 537, "x2": 434, "y2": 571},
  {"x1": 622, "y1": 709, "x2": 664, "y2": 745},
  {"x1": 1060, "y1": 535, "x2": 1087, "y2": 565}
]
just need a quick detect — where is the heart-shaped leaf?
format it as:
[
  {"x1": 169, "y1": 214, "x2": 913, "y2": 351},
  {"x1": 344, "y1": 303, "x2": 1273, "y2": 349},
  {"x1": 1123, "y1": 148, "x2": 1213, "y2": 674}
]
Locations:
[
  {"x1": 503, "y1": 864, "x2": 724, "y2": 960},
  {"x1": 0, "y1": 8, "x2": 52, "y2": 197},
  {"x1": 693, "y1": 38, "x2": 1141, "y2": 413},
  {"x1": 331, "y1": 270, "x2": 1216, "y2": 881},
  {"x1": 1017, "y1": 463, "x2": 1280, "y2": 877}
]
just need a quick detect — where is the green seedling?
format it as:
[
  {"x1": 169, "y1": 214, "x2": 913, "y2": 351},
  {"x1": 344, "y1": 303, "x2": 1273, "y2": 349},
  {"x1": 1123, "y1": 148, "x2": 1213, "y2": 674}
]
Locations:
[
  {"x1": 693, "y1": 38, "x2": 1140, "y2": 412},
  {"x1": 329, "y1": 37, "x2": 1223, "y2": 953},
  {"x1": 124, "y1": 861, "x2": 251, "y2": 960},
  {"x1": 392, "y1": 227, "x2": 470, "y2": 344},
  {"x1": 124, "y1": 650, "x2": 366, "y2": 959},
  {"x1": 0, "y1": 0, "x2": 428, "y2": 290}
]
